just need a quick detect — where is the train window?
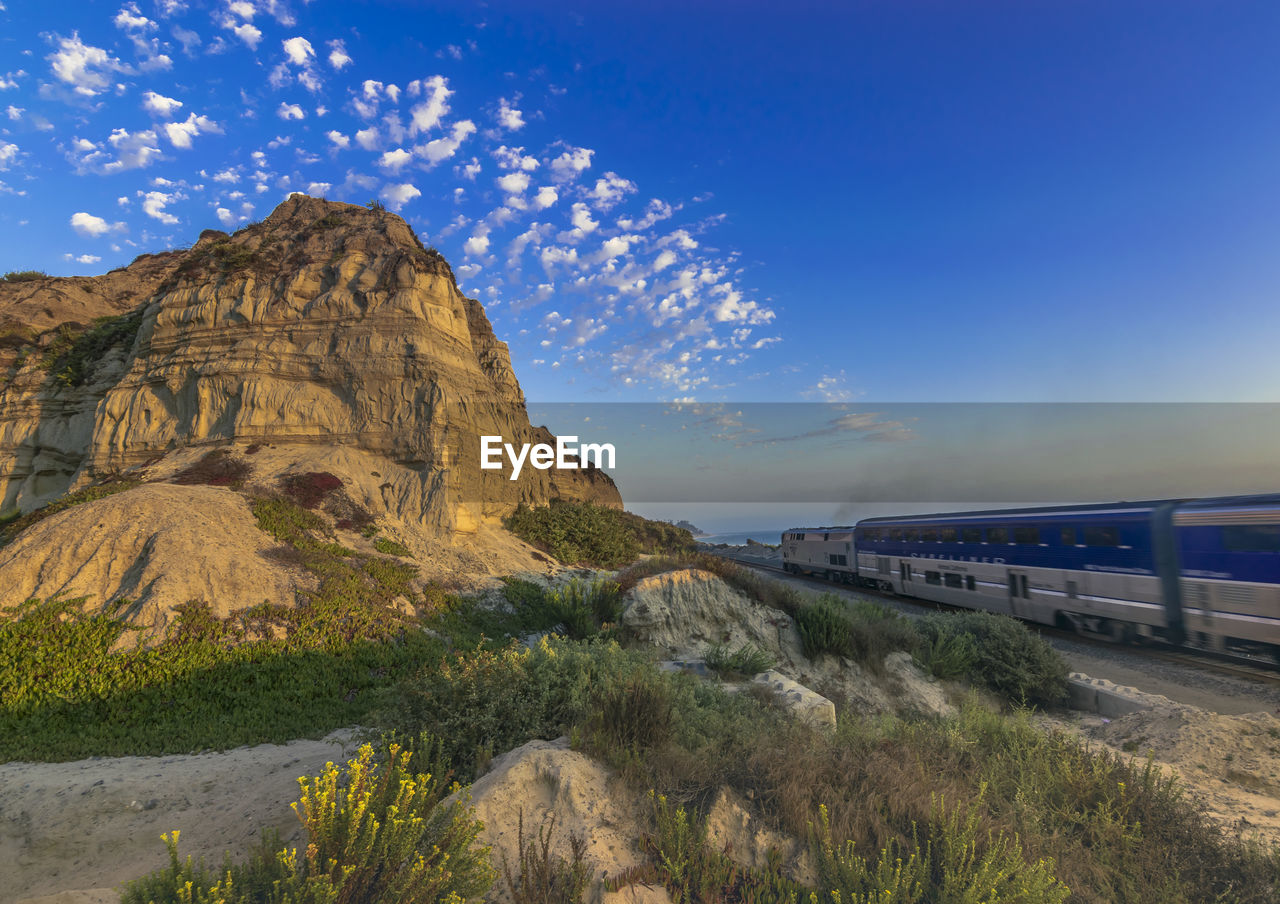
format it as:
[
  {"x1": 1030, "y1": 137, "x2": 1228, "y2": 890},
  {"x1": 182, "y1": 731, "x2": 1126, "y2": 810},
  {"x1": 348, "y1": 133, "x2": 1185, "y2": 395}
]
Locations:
[
  {"x1": 944, "y1": 573, "x2": 963, "y2": 588},
  {"x1": 1083, "y1": 526, "x2": 1119, "y2": 547},
  {"x1": 925, "y1": 571, "x2": 942, "y2": 585},
  {"x1": 941, "y1": 527, "x2": 958, "y2": 542},
  {"x1": 962, "y1": 527, "x2": 982, "y2": 543},
  {"x1": 1061, "y1": 526, "x2": 1076, "y2": 546},
  {"x1": 1221, "y1": 525, "x2": 1280, "y2": 553},
  {"x1": 890, "y1": 529, "x2": 902, "y2": 541},
  {"x1": 1014, "y1": 527, "x2": 1040, "y2": 545},
  {"x1": 965, "y1": 575, "x2": 976, "y2": 591},
  {"x1": 987, "y1": 527, "x2": 1009, "y2": 544},
  {"x1": 904, "y1": 529, "x2": 919, "y2": 541},
  {"x1": 921, "y1": 528, "x2": 938, "y2": 542}
]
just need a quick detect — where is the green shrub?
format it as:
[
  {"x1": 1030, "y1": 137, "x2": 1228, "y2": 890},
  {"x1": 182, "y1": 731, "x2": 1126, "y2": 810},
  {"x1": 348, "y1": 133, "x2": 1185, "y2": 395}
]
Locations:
[
  {"x1": 377, "y1": 637, "x2": 652, "y2": 779},
  {"x1": 373, "y1": 536, "x2": 413, "y2": 557},
  {"x1": 2, "y1": 269, "x2": 48, "y2": 282},
  {"x1": 704, "y1": 641, "x2": 776, "y2": 679},
  {"x1": 42, "y1": 309, "x2": 145, "y2": 387},
  {"x1": 589, "y1": 670, "x2": 675, "y2": 753},
  {"x1": 122, "y1": 739, "x2": 494, "y2": 904},
  {"x1": 915, "y1": 612, "x2": 1067, "y2": 705},
  {"x1": 504, "y1": 499, "x2": 695, "y2": 568},
  {"x1": 796, "y1": 595, "x2": 856, "y2": 660},
  {"x1": 812, "y1": 795, "x2": 1069, "y2": 904}
]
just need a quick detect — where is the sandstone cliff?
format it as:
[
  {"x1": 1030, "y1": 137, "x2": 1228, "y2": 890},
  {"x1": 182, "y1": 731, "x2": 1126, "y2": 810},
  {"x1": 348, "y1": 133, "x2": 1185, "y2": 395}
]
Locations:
[
  {"x1": 0, "y1": 195, "x2": 620, "y2": 525},
  {"x1": 0, "y1": 196, "x2": 620, "y2": 619}
]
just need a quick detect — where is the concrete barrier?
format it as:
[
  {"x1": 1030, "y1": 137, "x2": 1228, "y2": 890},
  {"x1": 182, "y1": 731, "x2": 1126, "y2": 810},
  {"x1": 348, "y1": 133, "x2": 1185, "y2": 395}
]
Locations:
[{"x1": 1067, "y1": 673, "x2": 1155, "y2": 718}]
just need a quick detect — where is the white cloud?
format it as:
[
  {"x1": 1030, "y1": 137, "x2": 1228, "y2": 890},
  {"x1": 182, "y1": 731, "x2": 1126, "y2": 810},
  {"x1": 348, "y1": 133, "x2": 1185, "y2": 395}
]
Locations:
[
  {"x1": 212, "y1": 166, "x2": 239, "y2": 183},
  {"x1": 231, "y1": 23, "x2": 262, "y2": 49},
  {"x1": 141, "y1": 90, "x2": 183, "y2": 116},
  {"x1": 416, "y1": 119, "x2": 475, "y2": 165},
  {"x1": 408, "y1": 75, "x2": 451, "y2": 135},
  {"x1": 380, "y1": 182, "x2": 420, "y2": 210},
  {"x1": 142, "y1": 190, "x2": 179, "y2": 224},
  {"x1": 379, "y1": 148, "x2": 412, "y2": 171},
  {"x1": 710, "y1": 284, "x2": 772, "y2": 324},
  {"x1": 48, "y1": 33, "x2": 125, "y2": 97},
  {"x1": 70, "y1": 211, "x2": 123, "y2": 237},
  {"x1": 216, "y1": 206, "x2": 236, "y2": 227},
  {"x1": 549, "y1": 146, "x2": 593, "y2": 182},
  {"x1": 307, "y1": 181, "x2": 331, "y2": 195},
  {"x1": 277, "y1": 102, "x2": 305, "y2": 120},
  {"x1": 653, "y1": 249, "x2": 677, "y2": 271},
  {"x1": 327, "y1": 39, "x2": 351, "y2": 70},
  {"x1": 0, "y1": 142, "x2": 18, "y2": 171},
  {"x1": 558, "y1": 202, "x2": 598, "y2": 243},
  {"x1": 281, "y1": 36, "x2": 313, "y2": 65},
  {"x1": 65, "y1": 253, "x2": 102, "y2": 264},
  {"x1": 228, "y1": 1, "x2": 256, "y2": 19},
  {"x1": 464, "y1": 230, "x2": 490, "y2": 257},
  {"x1": 71, "y1": 128, "x2": 162, "y2": 173},
  {"x1": 533, "y1": 186, "x2": 558, "y2": 210},
  {"x1": 172, "y1": 26, "x2": 201, "y2": 54},
  {"x1": 493, "y1": 145, "x2": 538, "y2": 171},
  {"x1": 589, "y1": 172, "x2": 637, "y2": 210},
  {"x1": 162, "y1": 112, "x2": 220, "y2": 148},
  {"x1": 326, "y1": 130, "x2": 350, "y2": 149},
  {"x1": 495, "y1": 97, "x2": 524, "y2": 131},
  {"x1": 114, "y1": 3, "x2": 154, "y2": 32},
  {"x1": 496, "y1": 171, "x2": 530, "y2": 196},
  {"x1": 5, "y1": 106, "x2": 21, "y2": 120},
  {"x1": 355, "y1": 127, "x2": 379, "y2": 150}
]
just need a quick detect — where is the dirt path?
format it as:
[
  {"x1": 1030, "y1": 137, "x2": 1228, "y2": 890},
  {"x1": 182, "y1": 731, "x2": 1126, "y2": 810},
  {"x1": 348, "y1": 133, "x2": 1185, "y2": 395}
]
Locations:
[{"x1": 1, "y1": 731, "x2": 360, "y2": 904}]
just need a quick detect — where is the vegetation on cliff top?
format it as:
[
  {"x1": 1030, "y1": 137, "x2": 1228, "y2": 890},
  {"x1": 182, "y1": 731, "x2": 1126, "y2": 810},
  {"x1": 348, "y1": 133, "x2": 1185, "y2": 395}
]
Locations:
[{"x1": 505, "y1": 498, "x2": 696, "y2": 567}]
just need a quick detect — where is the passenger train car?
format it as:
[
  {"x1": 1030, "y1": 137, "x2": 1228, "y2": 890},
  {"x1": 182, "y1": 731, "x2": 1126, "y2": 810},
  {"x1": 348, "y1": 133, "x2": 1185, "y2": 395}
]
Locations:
[{"x1": 781, "y1": 495, "x2": 1280, "y2": 657}]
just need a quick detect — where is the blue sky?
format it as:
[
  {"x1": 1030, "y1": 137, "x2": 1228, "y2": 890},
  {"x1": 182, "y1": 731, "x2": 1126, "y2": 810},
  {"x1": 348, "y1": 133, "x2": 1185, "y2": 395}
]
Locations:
[{"x1": 2, "y1": 0, "x2": 1279, "y2": 410}]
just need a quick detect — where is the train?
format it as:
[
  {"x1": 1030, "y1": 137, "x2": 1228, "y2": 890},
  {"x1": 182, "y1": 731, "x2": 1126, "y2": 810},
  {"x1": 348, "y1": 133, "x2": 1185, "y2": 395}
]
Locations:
[{"x1": 781, "y1": 494, "x2": 1280, "y2": 658}]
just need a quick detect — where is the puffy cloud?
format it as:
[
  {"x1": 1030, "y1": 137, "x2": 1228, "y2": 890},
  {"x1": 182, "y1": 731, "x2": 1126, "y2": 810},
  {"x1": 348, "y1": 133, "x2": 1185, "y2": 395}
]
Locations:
[
  {"x1": 70, "y1": 211, "x2": 123, "y2": 237},
  {"x1": 380, "y1": 182, "x2": 420, "y2": 210},
  {"x1": 379, "y1": 148, "x2": 412, "y2": 171},
  {"x1": 558, "y1": 202, "x2": 598, "y2": 243},
  {"x1": 653, "y1": 249, "x2": 677, "y2": 272},
  {"x1": 71, "y1": 128, "x2": 162, "y2": 173},
  {"x1": 416, "y1": 119, "x2": 475, "y2": 166},
  {"x1": 216, "y1": 207, "x2": 236, "y2": 227},
  {"x1": 617, "y1": 198, "x2": 676, "y2": 231},
  {"x1": 408, "y1": 75, "x2": 451, "y2": 135},
  {"x1": 589, "y1": 172, "x2": 637, "y2": 209},
  {"x1": 277, "y1": 102, "x2": 305, "y2": 120},
  {"x1": 172, "y1": 26, "x2": 202, "y2": 55},
  {"x1": 65, "y1": 253, "x2": 102, "y2": 265},
  {"x1": 0, "y1": 142, "x2": 18, "y2": 170},
  {"x1": 540, "y1": 245, "x2": 579, "y2": 271},
  {"x1": 533, "y1": 186, "x2": 558, "y2": 210},
  {"x1": 141, "y1": 90, "x2": 183, "y2": 116},
  {"x1": 327, "y1": 39, "x2": 351, "y2": 70},
  {"x1": 709, "y1": 284, "x2": 773, "y2": 325},
  {"x1": 464, "y1": 230, "x2": 490, "y2": 257},
  {"x1": 549, "y1": 146, "x2": 593, "y2": 182},
  {"x1": 354, "y1": 127, "x2": 379, "y2": 150},
  {"x1": 5, "y1": 106, "x2": 21, "y2": 120},
  {"x1": 231, "y1": 23, "x2": 262, "y2": 49},
  {"x1": 48, "y1": 33, "x2": 125, "y2": 97},
  {"x1": 228, "y1": 1, "x2": 256, "y2": 19},
  {"x1": 495, "y1": 97, "x2": 524, "y2": 131},
  {"x1": 492, "y1": 145, "x2": 538, "y2": 171},
  {"x1": 211, "y1": 166, "x2": 239, "y2": 183},
  {"x1": 496, "y1": 171, "x2": 530, "y2": 196},
  {"x1": 326, "y1": 130, "x2": 350, "y2": 149},
  {"x1": 282, "y1": 36, "x2": 313, "y2": 65},
  {"x1": 162, "y1": 112, "x2": 220, "y2": 148},
  {"x1": 142, "y1": 190, "x2": 180, "y2": 224},
  {"x1": 114, "y1": 3, "x2": 154, "y2": 32},
  {"x1": 307, "y1": 181, "x2": 331, "y2": 195}
]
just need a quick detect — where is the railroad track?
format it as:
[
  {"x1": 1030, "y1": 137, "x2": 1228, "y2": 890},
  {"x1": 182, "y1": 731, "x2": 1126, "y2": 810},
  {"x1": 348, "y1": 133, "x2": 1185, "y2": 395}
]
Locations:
[{"x1": 719, "y1": 554, "x2": 1280, "y2": 687}]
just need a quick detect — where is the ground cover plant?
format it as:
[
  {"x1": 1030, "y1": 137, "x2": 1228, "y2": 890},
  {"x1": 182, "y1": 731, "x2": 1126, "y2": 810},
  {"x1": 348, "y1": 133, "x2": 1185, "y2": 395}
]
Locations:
[
  {"x1": 41, "y1": 309, "x2": 146, "y2": 387},
  {"x1": 505, "y1": 498, "x2": 696, "y2": 567}
]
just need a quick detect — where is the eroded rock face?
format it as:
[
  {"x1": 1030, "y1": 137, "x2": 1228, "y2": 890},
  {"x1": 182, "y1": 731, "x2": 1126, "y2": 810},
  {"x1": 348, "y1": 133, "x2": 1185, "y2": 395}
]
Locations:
[{"x1": 0, "y1": 196, "x2": 620, "y2": 528}]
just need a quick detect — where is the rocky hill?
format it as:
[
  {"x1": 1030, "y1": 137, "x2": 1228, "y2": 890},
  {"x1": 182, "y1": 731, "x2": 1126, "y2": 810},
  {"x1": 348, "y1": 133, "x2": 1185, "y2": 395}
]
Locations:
[{"x1": 0, "y1": 196, "x2": 620, "y2": 622}]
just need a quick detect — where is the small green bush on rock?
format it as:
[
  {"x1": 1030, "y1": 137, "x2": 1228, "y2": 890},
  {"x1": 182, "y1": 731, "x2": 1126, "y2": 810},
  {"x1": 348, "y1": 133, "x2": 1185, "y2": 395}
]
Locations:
[{"x1": 916, "y1": 611, "x2": 1067, "y2": 705}]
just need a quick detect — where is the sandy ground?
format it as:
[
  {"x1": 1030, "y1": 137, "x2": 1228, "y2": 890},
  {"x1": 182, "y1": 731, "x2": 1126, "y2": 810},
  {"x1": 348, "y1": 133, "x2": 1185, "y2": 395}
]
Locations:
[{"x1": 0, "y1": 731, "x2": 361, "y2": 904}]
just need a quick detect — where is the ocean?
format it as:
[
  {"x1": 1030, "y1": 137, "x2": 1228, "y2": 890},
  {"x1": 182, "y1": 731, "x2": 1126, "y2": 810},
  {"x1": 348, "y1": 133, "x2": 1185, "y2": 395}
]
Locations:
[{"x1": 696, "y1": 529, "x2": 785, "y2": 547}]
